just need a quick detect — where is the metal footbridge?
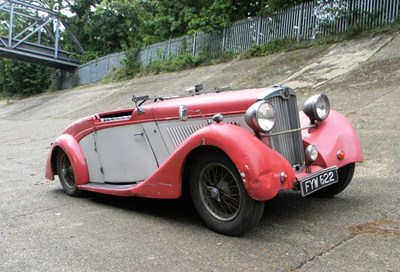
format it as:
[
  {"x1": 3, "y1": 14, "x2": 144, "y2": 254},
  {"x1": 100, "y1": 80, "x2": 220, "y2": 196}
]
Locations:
[{"x1": 0, "y1": 0, "x2": 83, "y2": 70}]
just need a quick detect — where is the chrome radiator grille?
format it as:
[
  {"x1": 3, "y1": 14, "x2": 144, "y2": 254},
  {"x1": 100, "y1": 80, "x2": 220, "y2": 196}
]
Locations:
[{"x1": 267, "y1": 95, "x2": 305, "y2": 167}]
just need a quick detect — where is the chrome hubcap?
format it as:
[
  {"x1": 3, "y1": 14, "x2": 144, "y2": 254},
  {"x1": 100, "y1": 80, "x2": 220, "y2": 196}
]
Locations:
[{"x1": 208, "y1": 186, "x2": 221, "y2": 202}]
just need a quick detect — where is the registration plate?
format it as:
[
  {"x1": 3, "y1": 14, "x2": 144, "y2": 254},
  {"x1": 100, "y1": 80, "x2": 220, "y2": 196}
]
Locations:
[{"x1": 300, "y1": 166, "x2": 338, "y2": 197}]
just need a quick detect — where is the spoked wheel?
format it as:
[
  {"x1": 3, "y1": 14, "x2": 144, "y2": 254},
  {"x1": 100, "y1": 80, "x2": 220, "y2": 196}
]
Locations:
[
  {"x1": 199, "y1": 162, "x2": 242, "y2": 221},
  {"x1": 190, "y1": 152, "x2": 264, "y2": 236},
  {"x1": 56, "y1": 151, "x2": 81, "y2": 197},
  {"x1": 311, "y1": 163, "x2": 355, "y2": 198}
]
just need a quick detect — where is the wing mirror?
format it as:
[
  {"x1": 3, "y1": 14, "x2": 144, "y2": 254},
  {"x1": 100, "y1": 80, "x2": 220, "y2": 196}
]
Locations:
[
  {"x1": 178, "y1": 104, "x2": 223, "y2": 124},
  {"x1": 178, "y1": 105, "x2": 188, "y2": 121}
]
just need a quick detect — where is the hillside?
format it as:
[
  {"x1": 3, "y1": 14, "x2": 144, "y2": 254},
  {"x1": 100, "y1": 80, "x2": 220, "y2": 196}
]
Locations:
[{"x1": 0, "y1": 32, "x2": 399, "y2": 121}]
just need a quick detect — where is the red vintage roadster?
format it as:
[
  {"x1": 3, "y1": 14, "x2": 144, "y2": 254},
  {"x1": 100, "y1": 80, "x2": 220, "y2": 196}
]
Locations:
[{"x1": 45, "y1": 85, "x2": 363, "y2": 236}]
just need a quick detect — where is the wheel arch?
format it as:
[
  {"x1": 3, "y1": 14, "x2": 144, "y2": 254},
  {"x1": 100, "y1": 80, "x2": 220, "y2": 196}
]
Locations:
[
  {"x1": 176, "y1": 123, "x2": 295, "y2": 201},
  {"x1": 46, "y1": 134, "x2": 89, "y2": 185},
  {"x1": 182, "y1": 146, "x2": 229, "y2": 198},
  {"x1": 50, "y1": 146, "x2": 64, "y2": 176},
  {"x1": 300, "y1": 110, "x2": 363, "y2": 168},
  {"x1": 185, "y1": 145, "x2": 265, "y2": 236}
]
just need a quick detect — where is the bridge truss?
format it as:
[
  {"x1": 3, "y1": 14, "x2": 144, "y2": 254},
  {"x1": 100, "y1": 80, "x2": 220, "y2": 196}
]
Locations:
[{"x1": 0, "y1": 0, "x2": 83, "y2": 70}]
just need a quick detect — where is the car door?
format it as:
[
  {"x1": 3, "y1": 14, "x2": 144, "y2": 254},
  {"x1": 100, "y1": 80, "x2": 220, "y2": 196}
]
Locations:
[{"x1": 95, "y1": 123, "x2": 158, "y2": 183}]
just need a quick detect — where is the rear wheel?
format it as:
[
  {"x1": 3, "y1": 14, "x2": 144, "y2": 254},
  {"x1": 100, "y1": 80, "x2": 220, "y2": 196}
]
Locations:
[
  {"x1": 311, "y1": 163, "x2": 355, "y2": 198},
  {"x1": 190, "y1": 152, "x2": 264, "y2": 236},
  {"x1": 56, "y1": 151, "x2": 81, "y2": 197}
]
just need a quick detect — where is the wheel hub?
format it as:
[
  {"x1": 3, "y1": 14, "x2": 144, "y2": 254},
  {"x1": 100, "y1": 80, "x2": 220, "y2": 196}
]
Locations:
[{"x1": 209, "y1": 187, "x2": 221, "y2": 202}]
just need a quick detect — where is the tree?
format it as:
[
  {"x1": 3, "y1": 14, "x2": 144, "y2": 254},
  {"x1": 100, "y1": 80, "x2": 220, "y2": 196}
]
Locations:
[
  {"x1": 64, "y1": 0, "x2": 144, "y2": 57},
  {"x1": 137, "y1": 0, "x2": 201, "y2": 44},
  {"x1": 186, "y1": 0, "x2": 310, "y2": 33},
  {"x1": 0, "y1": 59, "x2": 53, "y2": 97}
]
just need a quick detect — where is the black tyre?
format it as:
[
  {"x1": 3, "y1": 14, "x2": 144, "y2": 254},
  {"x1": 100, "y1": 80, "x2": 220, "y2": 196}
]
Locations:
[
  {"x1": 190, "y1": 152, "x2": 264, "y2": 236},
  {"x1": 311, "y1": 163, "x2": 355, "y2": 198},
  {"x1": 56, "y1": 151, "x2": 81, "y2": 197}
]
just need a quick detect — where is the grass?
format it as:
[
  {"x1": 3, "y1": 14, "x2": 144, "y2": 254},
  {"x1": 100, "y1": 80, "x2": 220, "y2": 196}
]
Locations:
[
  {"x1": 0, "y1": 94, "x2": 16, "y2": 104},
  {"x1": 104, "y1": 49, "x2": 235, "y2": 83}
]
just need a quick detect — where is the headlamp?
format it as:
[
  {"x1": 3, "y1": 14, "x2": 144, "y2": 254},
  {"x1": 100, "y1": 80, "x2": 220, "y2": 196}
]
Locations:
[
  {"x1": 245, "y1": 101, "x2": 276, "y2": 133},
  {"x1": 303, "y1": 94, "x2": 330, "y2": 123}
]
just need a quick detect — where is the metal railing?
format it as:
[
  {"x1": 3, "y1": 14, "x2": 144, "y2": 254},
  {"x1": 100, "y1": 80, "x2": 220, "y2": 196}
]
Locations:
[
  {"x1": 0, "y1": 0, "x2": 83, "y2": 70},
  {"x1": 67, "y1": 0, "x2": 400, "y2": 87}
]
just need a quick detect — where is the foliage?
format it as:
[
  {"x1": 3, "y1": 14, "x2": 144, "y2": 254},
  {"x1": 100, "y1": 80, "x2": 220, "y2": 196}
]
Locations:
[
  {"x1": 107, "y1": 45, "x2": 235, "y2": 81},
  {"x1": 239, "y1": 37, "x2": 298, "y2": 58},
  {"x1": 63, "y1": 0, "x2": 311, "y2": 49},
  {"x1": 105, "y1": 48, "x2": 142, "y2": 81},
  {"x1": 187, "y1": 0, "x2": 308, "y2": 33},
  {"x1": 0, "y1": 59, "x2": 54, "y2": 97},
  {"x1": 314, "y1": 0, "x2": 348, "y2": 26},
  {"x1": 64, "y1": 0, "x2": 142, "y2": 56},
  {"x1": 312, "y1": 0, "x2": 348, "y2": 38},
  {"x1": 346, "y1": 13, "x2": 400, "y2": 38}
]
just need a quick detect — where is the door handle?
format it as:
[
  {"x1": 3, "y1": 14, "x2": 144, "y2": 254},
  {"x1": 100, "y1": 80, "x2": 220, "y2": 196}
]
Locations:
[{"x1": 133, "y1": 132, "x2": 144, "y2": 136}]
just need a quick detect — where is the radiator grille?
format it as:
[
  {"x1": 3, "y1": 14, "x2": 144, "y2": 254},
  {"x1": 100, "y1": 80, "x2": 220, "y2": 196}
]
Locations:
[{"x1": 268, "y1": 95, "x2": 305, "y2": 167}]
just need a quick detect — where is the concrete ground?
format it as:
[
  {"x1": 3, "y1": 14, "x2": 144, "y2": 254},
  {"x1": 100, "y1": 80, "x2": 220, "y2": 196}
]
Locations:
[{"x1": 0, "y1": 32, "x2": 399, "y2": 271}]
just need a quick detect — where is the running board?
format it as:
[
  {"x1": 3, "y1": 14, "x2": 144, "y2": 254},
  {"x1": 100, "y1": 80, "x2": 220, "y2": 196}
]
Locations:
[{"x1": 78, "y1": 182, "x2": 141, "y2": 196}]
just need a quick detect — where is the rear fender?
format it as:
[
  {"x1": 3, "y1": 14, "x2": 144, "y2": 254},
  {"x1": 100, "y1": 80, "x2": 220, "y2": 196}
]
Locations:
[
  {"x1": 45, "y1": 134, "x2": 89, "y2": 185},
  {"x1": 142, "y1": 123, "x2": 295, "y2": 201},
  {"x1": 300, "y1": 110, "x2": 363, "y2": 168}
]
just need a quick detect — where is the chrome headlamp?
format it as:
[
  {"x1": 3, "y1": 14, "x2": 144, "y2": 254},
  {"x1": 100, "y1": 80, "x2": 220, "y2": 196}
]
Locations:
[
  {"x1": 245, "y1": 101, "x2": 276, "y2": 133},
  {"x1": 305, "y1": 144, "x2": 318, "y2": 162},
  {"x1": 303, "y1": 94, "x2": 330, "y2": 123}
]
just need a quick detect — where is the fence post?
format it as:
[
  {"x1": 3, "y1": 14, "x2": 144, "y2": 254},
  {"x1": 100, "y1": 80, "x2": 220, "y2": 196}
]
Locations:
[
  {"x1": 297, "y1": 3, "x2": 304, "y2": 42},
  {"x1": 167, "y1": 38, "x2": 171, "y2": 59},
  {"x1": 146, "y1": 45, "x2": 150, "y2": 65},
  {"x1": 105, "y1": 54, "x2": 109, "y2": 76},
  {"x1": 256, "y1": 16, "x2": 262, "y2": 45},
  {"x1": 193, "y1": 32, "x2": 197, "y2": 57},
  {"x1": 222, "y1": 27, "x2": 227, "y2": 52}
]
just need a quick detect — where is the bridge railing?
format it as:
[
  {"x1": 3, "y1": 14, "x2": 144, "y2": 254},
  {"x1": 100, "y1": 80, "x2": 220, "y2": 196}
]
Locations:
[{"x1": 0, "y1": 0, "x2": 83, "y2": 70}]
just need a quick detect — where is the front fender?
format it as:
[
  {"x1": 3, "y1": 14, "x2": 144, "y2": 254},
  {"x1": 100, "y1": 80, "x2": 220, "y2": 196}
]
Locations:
[
  {"x1": 142, "y1": 123, "x2": 295, "y2": 201},
  {"x1": 301, "y1": 110, "x2": 363, "y2": 168},
  {"x1": 45, "y1": 134, "x2": 89, "y2": 185}
]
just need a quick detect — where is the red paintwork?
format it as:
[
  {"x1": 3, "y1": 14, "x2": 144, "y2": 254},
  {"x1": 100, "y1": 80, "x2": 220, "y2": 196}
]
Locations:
[
  {"x1": 65, "y1": 89, "x2": 263, "y2": 141},
  {"x1": 151, "y1": 88, "x2": 263, "y2": 121},
  {"x1": 45, "y1": 86, "x2": 363, "y2": 201},
  {"x1": 45, "y1": 134, "x2": 89, "y2": 184},
  {"x1": 300, "y1": 110, "x2": 363, "y2": 167},
  {"x1": 77, "y1": 123, "x2": 296, "y2": 200}
]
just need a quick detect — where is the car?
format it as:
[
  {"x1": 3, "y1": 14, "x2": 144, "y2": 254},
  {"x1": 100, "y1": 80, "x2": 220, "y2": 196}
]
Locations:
[{"x1": 45, "y1": 85, "x2": 363, "y2": 236}]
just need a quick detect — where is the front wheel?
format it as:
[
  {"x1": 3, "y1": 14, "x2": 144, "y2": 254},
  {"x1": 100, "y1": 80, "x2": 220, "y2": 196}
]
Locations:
[
  {"x1": 311, "y1": 163, "x2": 355, "y2": 198},
  {"x1": 190, "y1": 152, "x2": 264, "y2": 236},
  {"x1": 56, "y1": 151, "x2": 81, "y2": 197}
]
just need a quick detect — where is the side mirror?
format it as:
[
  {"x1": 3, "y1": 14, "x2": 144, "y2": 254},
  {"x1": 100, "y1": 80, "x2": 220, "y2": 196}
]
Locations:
[{"x1": 178, "y1": 105, "x2": 188, "y2": 121}]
